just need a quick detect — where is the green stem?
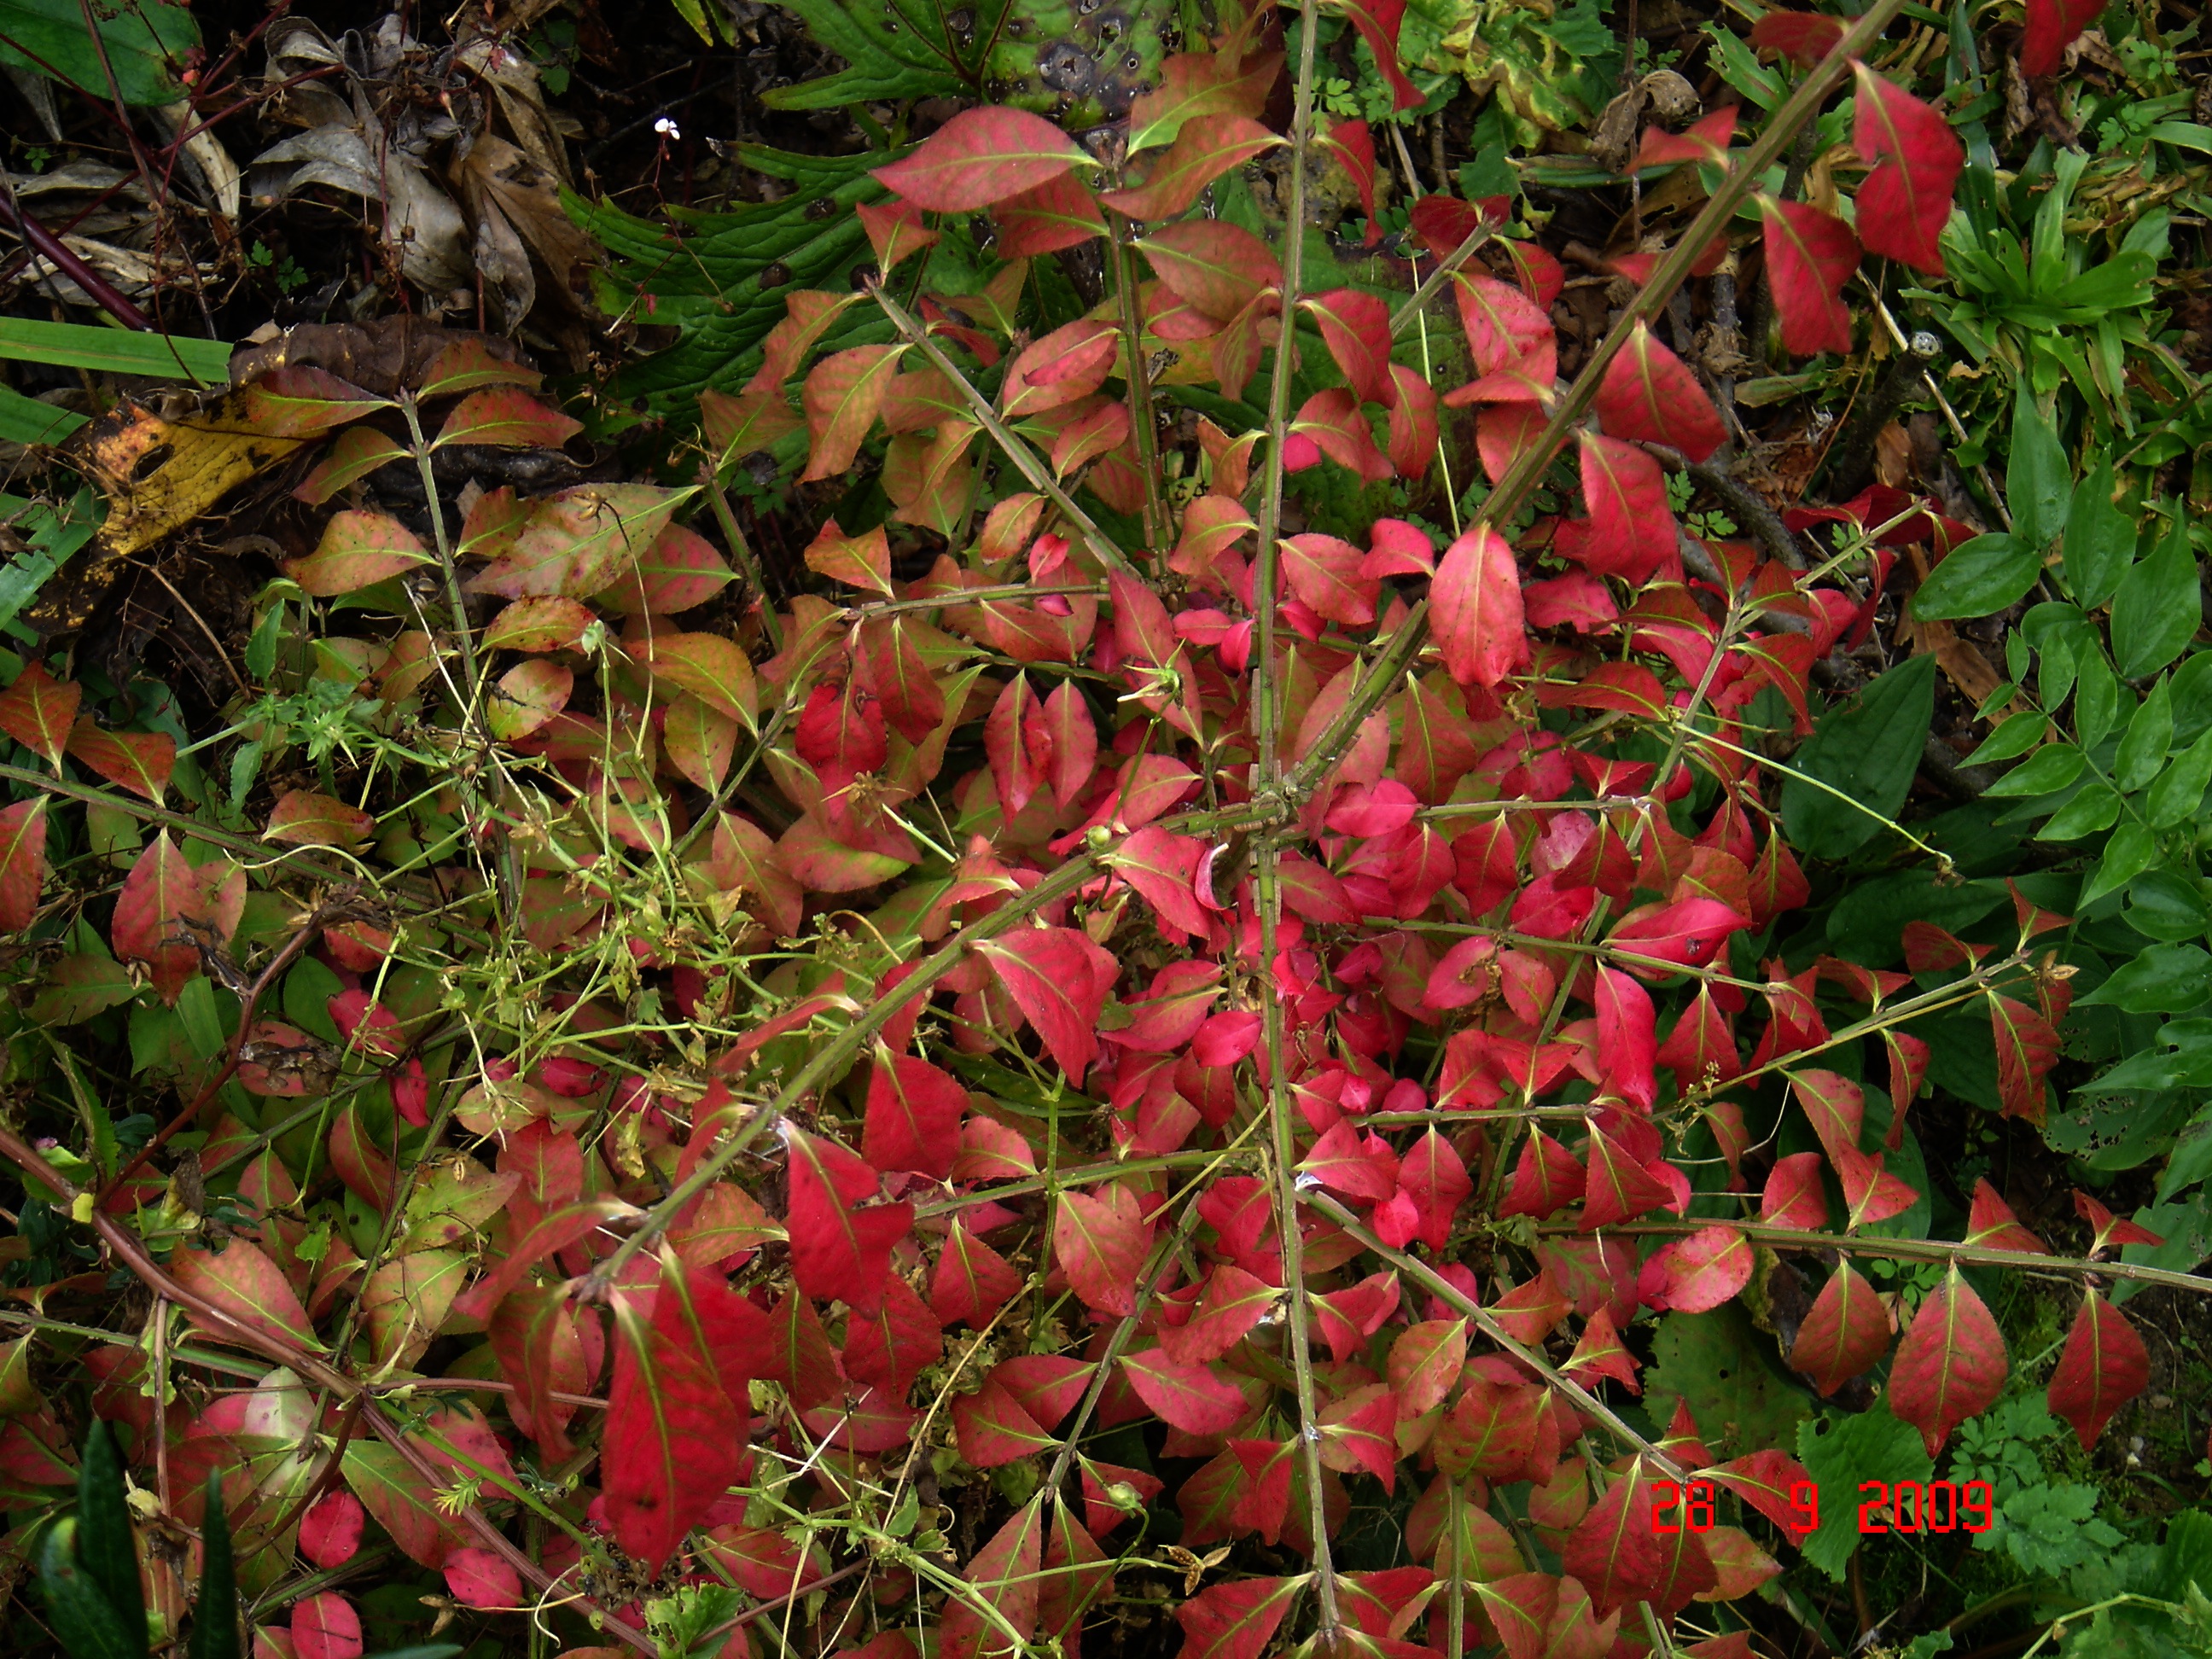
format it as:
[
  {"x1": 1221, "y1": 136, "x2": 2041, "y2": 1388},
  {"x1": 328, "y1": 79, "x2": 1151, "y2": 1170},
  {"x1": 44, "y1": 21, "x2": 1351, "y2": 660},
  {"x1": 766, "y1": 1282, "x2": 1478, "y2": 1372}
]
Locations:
[{"x1": 1108, "y1": 210, "x2": 1169, "y2": 550}]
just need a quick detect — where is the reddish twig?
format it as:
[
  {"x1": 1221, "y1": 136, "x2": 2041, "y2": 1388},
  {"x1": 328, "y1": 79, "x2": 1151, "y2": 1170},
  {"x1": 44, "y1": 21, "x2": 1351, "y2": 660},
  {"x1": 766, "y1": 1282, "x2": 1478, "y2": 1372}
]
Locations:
[{"x1": 0, "y1": 186, "x2": 152, "y2": 329}]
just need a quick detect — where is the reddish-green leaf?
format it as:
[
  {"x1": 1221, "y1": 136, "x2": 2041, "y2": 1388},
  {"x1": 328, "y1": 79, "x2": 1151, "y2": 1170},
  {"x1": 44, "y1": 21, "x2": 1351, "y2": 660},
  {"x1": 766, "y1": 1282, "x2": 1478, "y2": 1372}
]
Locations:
[
  {"x1": 1432, "y1": 525, "x2": 1526, "y2": 690},
  {"x1": 265, "y1": 790, "x2": 374, "y2": 849},
  {"x1": 434, "y1": 387, "x2": 582, "y2": 449},
  {"x1": 1138, "y1": 220, "x2": 1282, "y2": 321},
  {"x1": 856, "y1": 195, "x2": 938, "y2": 272},
  {"x1": 993, "y1": 172, "x2": 1110, "y2": 256},
  {"x1": 288, "y1": 509, "x2": 434, "y2": 596},
  {"x1": 294, "y1": 426, "x2": 409, "y2": 504},
  {"x1": 1593, "y1": 323, "x2": 1726, "y2": 462},
  {"x1": 486, "y1": 660, "x2": 572, "y2": 743},
  {"x1": 2046, "y1": 1289, "x2": 2149, "y2": 1450},
  {"x1": 1639, "y1": 1225, "x2": 1751, "y2": 1313},
  {"x1": 482, "y1": 596, "x2": 596, "y2": 653},
  {"x1": 1989, "y1": 991, "x2": 2060, "y2": 1124},
  {"x1": 802, "y1": 345, "x2": 906, "y2": 482},
  {"x1": 1852, "y1": 66, "x2": 1963, "y2": 275},
  {"x1": 466, "y1": 485, "x2": 688, "y2": 600},
  {"x1": 873, "y1": 108, "x2": 1093, "y2": 212},
  {"x1": 1129, "y1": 50, "x2": 1283, "y2": 150},
  {"x1": 0, "y1": 662, "x2": 78, "y2": 771},
  {"x1": 939, "y1": 1497, "x2": 1047, "y2": 1659},
  {"x1": 113, "y1": 832, "x2": 240, "y2": 1004},
  {"x1": 1888, "y1": 1266, "x2": 2008, "y2": 1456},
  {"x1": 1787, "y1": 1068, "x2": 1864, "y2": 1164},
  {"x1": 804, "y1": 518, "x2": 894, "y2": 597},
  {"x1": 1562, "y1": 1460, "x2": 1668, "y2": 1614},
  {"x1": 956, "y1": 1378, "x2": 1057, "y2": 1466},
  {"x1": 1759, "y1": 197, "x2": 1860, "y2": 356},
  {"x1": 1787, "y1": 1263, "x2": 1891, "y2": 1394},
  {"x1": 67, "y1": 720, "x2": 173, "y2": 803},
  {"x1": 1302, "y1": 288, "x2": 1394, "y2": 405},
  {"x1": 0, "y1": 800, "x2": 45, "y2": 932},
  {"x1": 1965, "y1": 1178, "x2": 2050, "y2": 1253},
  {"x1": 1387, "y1": 1318, "x2": 1468, "y2": 1417},
  {"x1": 1100, "y1": 114, "x2": 1281, "y2": 221},
  {"x1": 171, "y1": 1237, "x2": 319, "y2": 1351},
  {"x1": 635, "y1": 632, "x2": 759, "y2": 726}
]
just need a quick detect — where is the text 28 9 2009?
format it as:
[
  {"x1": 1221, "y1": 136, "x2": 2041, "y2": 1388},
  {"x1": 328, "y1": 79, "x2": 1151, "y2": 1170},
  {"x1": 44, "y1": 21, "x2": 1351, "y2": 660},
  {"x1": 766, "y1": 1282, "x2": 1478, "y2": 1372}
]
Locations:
[{"x1": 1652, "y1": 1479, "x2": 1998, "y2": 1536}]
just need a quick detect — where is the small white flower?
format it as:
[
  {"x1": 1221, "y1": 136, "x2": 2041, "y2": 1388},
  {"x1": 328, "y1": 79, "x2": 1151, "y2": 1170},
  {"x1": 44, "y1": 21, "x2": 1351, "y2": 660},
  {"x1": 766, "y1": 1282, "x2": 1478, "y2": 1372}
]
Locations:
[{"x1": 655, "y1": 116, "x2": 681, "y2": 139}]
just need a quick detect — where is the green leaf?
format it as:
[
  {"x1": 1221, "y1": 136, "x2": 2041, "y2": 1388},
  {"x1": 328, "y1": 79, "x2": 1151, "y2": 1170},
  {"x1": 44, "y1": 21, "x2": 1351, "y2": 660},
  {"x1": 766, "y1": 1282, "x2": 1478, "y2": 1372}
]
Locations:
[
  {"x1": 2112, "y1": 508, "x2": 2199, "y2": 681},
  {"x1": 2073, "y1": 651, "x2": 2122, "y2": 751},
  {"x1": 2006, "y1": 385, "x2": 2069, "y2": 549},
  {"x1": 1644, "y1": 1303, "x2": 1812, "y2": 1463},
  {"x1": 188, "y1": 1470, "x2": 236, "y2": 1659},
  {"x1": 760, "y1": 0, "x2": 1033, "y2": 109},
  {"x1": 1966, "y1": 710, "x2": 2049, "y2": 765},
  {"x1": 0, "y1": 319, "x2": 230, "y2": 384},
  {"x1": 2147, "y1": 726, "x2": 2212, "y2": 828},
  {"x1": 2116, "y1": 677, "x2": 2175, "y2": 793},
  {"x1": 1911, "y1": 533, "x2": 2040, "y2": 620},
  {"x1": 2037, "y1": 779, "x2": 2121, "y2": 841},
  {"x1": 39, "y1": 1518, "x2": 146, "y2": 1659},
  {"x1": 0, "y1": 384, "x2": 85, "y2": 446},
  {"x1": 2062, "y1": 460, "x2": 2133, "y2": 608},
  {"x1": 1982, "y1": 741, "x2": 2087, "y2": 799},
  {"x1": 2081, "y1": 821, "x2": 2157, "y2": 907},
  {"x1": 1984, "y1": 1483, "x2": 2122, "y2": 1576},
  {"x1": 2081, "y1": 943, "x2": 2212, "y2": 1015},
  {"x1": 1797, "y1": 1406, "x2": 1931, "y2": 1580},
  {"x1": 1779, "y1": 654, "x2": 1937, "y2": 859},
  {"x1": 2126, "y1": 869, "x2": 2210, "y2": 941},
  {"x1": 76, "y1": 1422, "x2": 143, "y2": 1643},
  {"x1": 0, "y1": 0, "x2": 199, "y2": 105}
]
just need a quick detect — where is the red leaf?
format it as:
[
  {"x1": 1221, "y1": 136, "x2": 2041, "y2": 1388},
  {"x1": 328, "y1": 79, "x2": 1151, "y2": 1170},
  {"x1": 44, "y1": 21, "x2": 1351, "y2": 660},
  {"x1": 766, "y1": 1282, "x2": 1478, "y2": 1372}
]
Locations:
[
  {"x1": 932, "y1": 1221, "x2": 1022, "y2": 1329},
  {"x1": 782, "y1": 1125, "x2": 911, "y2": 1311},
  {"x1": 288, "y1": 509, "x2": 434, "y2": 596},
  {"x1": 0, "y1": 662, "x2": 78, "y2": 770},
  {"x1": 1454, "y1": 271, "x2": 1552, "y2": 375},
  {"x1": 1965, "y1": 1178, "x2": 2049, "y2": 1253},
  {"x1": 113, "y1": 831, "x2": 241, "y2": 1005},
  {"x1": 1593, "y1": 323, "x2": 1726, "y2": 462},
  {"x1": 1595, "y1": 965, "x2": 1656, "y2": 1111},
  {"x1": 995, "y1": 172, "x2": 1110, "y2": 255},
  {"x1": 1760, "y1": 197, "x2": 1860, "y2": 356},
  {"x1": 1160, "y1": 1263, "x2": 1279, "y2": 1366},
  {"x1": 1580, "y1": 1126, "x2": 1673, "y2": 1229},
  {"x1": 0, "y1": 799, "x2": 45, "y2": 932},
  {"x1": 1398, "y1": 1129, "x2": 1472, "y2": 1250},
  {"x1": 1177, "y1": 1580, "x2": 1309, "y2": 1659},
  {"x1": 940, "y1": 1498, "x2": 1047, "y2": 1659},
  {"x1": 1787, "y1": 1068, "x2": 1864, "y2": 1165},
  {"x1": 1054, "y1": 1185, "x2": 1153, "y2": 1316},
  {"x1": 1388, "y1": 1318, "x2": 1469, "y2": 1417},
  {"x1": 1333, "y1": 0, "x2": 1423, "y2": 108},
  {"x1": 1852, "y1": 67, "x2": 1963, "y2": 275},
  {"x1": 1888, "y1": 1266, "x2": 2008, "y2": 1456},
  {"x1": 1282, "y1": 533, "x2": 1381, "y2": 625},
  {"x1": 1577, "y1": 434, "x2": 1677, "y2": 585},
  {"x1": 857, "y1": 195, "x2": 938, "y2": 272},
  {"x1": 1562, "y1": 1460, "x2": 1667, "y2": 1614},
  {"x1": 1760, "y1": 1151, "x2": 1829, "y2": 1231},
  {"x1": 1638, "y1": 1225, "x2": 1750, "y2": 1313},
  {"x1": 1636, "y1": 107, "x2": 1739, "y2": 167},
  {"x1": 803, "y1": 346, "x2": 905, "y2": 482},
  {"x1": 1990, "y1": 992, "x2": 2059, "y2": 1124},
  {"x1": 300, "y1": 1491, "x2": 365, "y2": 1569},
  {"x1": 1111, "y1": 824, "x2": 1214, "y2": 938},
  {"x1": 864, "y1": 1054, "x2": 966, "y2": 1179},
  {"x1": 265, "y1": 790, "x2": 375, "y2": 849},
  {"x1": 957, "y1": 1379, "x2": 1057, "y2": 1467},
  {"x1": 1432, "y1": 525, "x2": 1527, "y2": 690},
  {"x1": 293, "y1": 1592, "x2": 363, "y2": 1659},
  {"x1": 2023, "y1": 0, "x2": 2104, "y2": 73},
  {"x1": 1500, "y1": 1128, "x2": 1585, "y2": 1220},
  {"x1": 1306, "y1": 288, "x2": 1394, "y2": 405},
  {"x1": 975, "y1": 926, "x2": 1117, "y2": 1081},
  {"x1": 873, "y1": 108, "x2": 1092, "y2": 212},
  {"x1": 444, "y1": 1548, "x2": 521, "y2": 1610},
  {"x1": 602, "y1": 1264, "x2": 753, "y2": 1571},
  {"x1": 1121, "y1": 1349, "x2": 1249, "y2": 1435},
  {"x1": 1706, "y1": 1449, "x2": 1819, "y2": 1538},
  {"x1": 2072, "y1": 1190, "x2": 2164, "y2": 1254},
  {"x1": 843, "y1": 1277, "x2": 941, "y2": 1393},
  {"x1": 1319, "y1": 119, "x2": 1379, "y2": 240},
  {"x1": 1749, "y1": 11, "x2": 1846, "y2": 65},
  {"x1": 1787, "y1": 1263, "x2": 1891, "y2": 1394},
  {"x1": 2046, "y1": 1289, "x2": 2150, "y2": 1450}
]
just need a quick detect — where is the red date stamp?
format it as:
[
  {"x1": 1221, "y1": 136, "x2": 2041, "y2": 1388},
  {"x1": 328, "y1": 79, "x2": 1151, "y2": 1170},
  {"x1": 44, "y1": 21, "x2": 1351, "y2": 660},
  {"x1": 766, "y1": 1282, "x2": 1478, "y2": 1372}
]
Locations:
[{"x1": 1650, "y1": 1479, "x2": 1995, "y2": 1536}]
